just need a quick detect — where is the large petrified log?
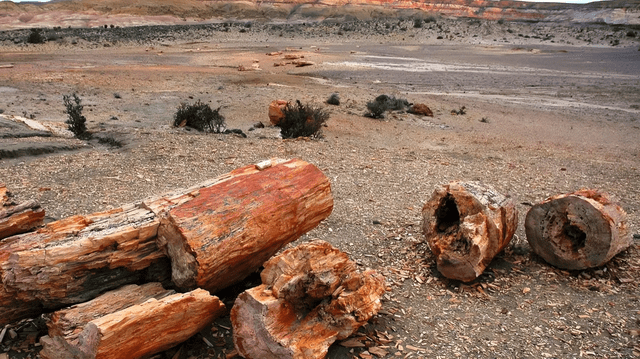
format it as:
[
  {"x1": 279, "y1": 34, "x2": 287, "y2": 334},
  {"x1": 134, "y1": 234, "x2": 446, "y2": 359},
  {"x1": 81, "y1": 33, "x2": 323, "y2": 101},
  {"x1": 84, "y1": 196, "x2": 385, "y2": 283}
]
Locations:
[
  {"x1": 422, "y1": 181, "x2": 518, "y2": 282},
  {"x1": 157, "y1": 158, "x2": 333, "y2": 293},
  {"x1": 0, "y1": 158, "x2": 332, "y2": 326},
  {"x1": 0, "y1": 184, "x2": 45, "y2": 240},
  {"x1": 525, "y1": 189, "x2": 631, "y2": 270},
  {"x1": 231, "y1": 240, "x2": 386, "y2": 359},
  {"x1": 0, "y1": 204, "x2": 170, "y2": 326},
  {"x1": 40, "y1": 283, "x2": 225, "y2": 359}
]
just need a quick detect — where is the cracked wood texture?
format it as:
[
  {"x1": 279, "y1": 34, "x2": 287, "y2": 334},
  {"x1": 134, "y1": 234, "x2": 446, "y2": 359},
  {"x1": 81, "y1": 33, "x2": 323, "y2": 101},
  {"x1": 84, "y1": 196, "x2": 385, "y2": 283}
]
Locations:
[
  {"x1": 40, "y1": 286, "x2": 225, "y2": 359},
  {"x1": 525, "y1": 189, "x2": 631, "y2": 270},
  {"x1": 231, "y1": 240, "x2": 385, "y2": 359},
  {"x1": 0, "y1": 203, "x2": 170, "y2": 326},
  {"x1": 0, "y1": 184, "x2": 44, "y2": 240},
  {"x1": 157, "y1": 158, "x2": 334, "y2": 293},
  {"x1": 422, "y1": 181, "x2": 518, "y2": 282}
]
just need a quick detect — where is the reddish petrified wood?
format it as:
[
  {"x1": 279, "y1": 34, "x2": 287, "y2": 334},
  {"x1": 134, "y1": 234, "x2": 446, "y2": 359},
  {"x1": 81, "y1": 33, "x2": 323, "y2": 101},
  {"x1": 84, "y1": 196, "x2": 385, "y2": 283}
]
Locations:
[
  {"x1": 157, "y1": 158, "x2": 334, "y2": 293},
  {"x1": 422, "y1": 181, "x2": 518, "y2": 282},
  {"x1": 40, "y1": 285, "x2": 225, "y2": 359},
  {"x1": 0, "y1": 204, "x2": 169, "y2": 326},
  {"x1": 268, "y1": 100, "x2": 288, "y2": 125},
  {"x1": 0, "y1": 184, "x2": 44, "y2": 240},
  {"x1": 231, "y1": 240, "x2": 385, "y2": 359},
  {"x1": 525, "y1": 189, "x2": 631, "y2": 270}
]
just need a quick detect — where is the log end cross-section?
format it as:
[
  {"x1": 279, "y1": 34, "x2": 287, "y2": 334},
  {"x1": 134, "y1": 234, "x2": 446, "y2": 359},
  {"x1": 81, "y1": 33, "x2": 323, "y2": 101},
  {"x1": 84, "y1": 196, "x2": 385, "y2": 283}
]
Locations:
[
  {"x1": 157, "y1": 158, "x2": 334, "y2": 293},
  {"x1": 525, "y1": 189, "x2": 631, "y2": 270},
  {"x1": 231, "y1": 240, "x2": 386, "y2": 359},
  {"x1": 422, "y1": 181, "x2": 518, "y2": 282}
]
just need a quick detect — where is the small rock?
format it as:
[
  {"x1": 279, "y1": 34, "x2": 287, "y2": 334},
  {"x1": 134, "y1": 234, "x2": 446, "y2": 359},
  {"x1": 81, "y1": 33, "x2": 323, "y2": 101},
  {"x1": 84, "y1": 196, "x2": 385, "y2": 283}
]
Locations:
[{"x1": 408, "y1": 103, "x2": 434, "y2": 117}]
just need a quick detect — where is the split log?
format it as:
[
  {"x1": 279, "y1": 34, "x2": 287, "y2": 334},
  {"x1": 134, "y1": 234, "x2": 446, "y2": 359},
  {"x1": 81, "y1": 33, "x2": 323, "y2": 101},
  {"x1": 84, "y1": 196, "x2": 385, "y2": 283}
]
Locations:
[
  {"x1": 525, "y1": 189, "x2": 631, "y2": 270},
  {"x1": 157, "y1": 158, "x2": 334, "y2": 293},
  {"x1": 422, "y1": 181, "x2": 518, "y2": 282},
  {"x1": 0, "y1": 204, "x2": 171, "y2": 326},
  {"x1": 231, "y1": 240, "x2": 385, "y2": 359},
  {"x1": 0, "y1": 184, "x2": 45, "y2": 240},
  {"x1": 40, "y1": 284, "x2": 225, "y2": 359}
]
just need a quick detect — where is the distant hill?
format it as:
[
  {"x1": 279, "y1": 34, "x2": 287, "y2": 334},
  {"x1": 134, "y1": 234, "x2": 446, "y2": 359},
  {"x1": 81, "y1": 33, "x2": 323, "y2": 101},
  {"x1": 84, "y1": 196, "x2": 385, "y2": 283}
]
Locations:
[{"x1": 1, "y1": 0, "x2": 639, "y2": 30}]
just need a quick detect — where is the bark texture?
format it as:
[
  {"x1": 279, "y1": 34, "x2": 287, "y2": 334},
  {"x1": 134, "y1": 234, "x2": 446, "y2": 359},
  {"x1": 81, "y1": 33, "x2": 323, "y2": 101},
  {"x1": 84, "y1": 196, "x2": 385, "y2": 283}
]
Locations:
[
  {"x1": 525, "y1": 189, "x2": 631, "y2": 270},
  {"x1": 0, "y1": 184, "x2": 44, "y2": 240},
  {"x1": 422, "y1": 181, "x2": 518, "y2": 282},
  {"x1": 0, "y1": 203, "x2": 170, "y2": 326},
  {"x1": 40, "y1": 286, "x2": 225, "y2": 359},
  {"x1": 157, "y1": 158, "x2": 334, "y2": 293},
  {"x1": 231, "y1": 240, "x2": 385, "y2": 359}
]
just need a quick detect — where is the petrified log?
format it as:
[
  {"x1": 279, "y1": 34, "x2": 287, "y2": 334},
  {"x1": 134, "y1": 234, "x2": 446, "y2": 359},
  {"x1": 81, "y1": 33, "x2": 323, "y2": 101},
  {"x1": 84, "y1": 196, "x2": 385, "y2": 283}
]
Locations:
[
  {"x1": 157, "y1": 158, "x2": 333, "y2": 293},
  {"x1": 231, "y1": 240, "x2": 385, "y2": 359},
  {"x1": 422, "y1": 181, "x2": 518, "y2": 282},
  {"x1": 40, "y1": 284, "x2": 225, "y2": 359},
  {"x1": 0, "y1": 204, "x2": 171, "y2": 326},
  {"x1": 0, "y1": 184, "x2": 45, "y2": 240},
  {"x1": 525, "y1": 189, "x2": 631, "y2": 270},
  {"x1": 268, "y1": 100, "x2": 288, "y2": 125}
]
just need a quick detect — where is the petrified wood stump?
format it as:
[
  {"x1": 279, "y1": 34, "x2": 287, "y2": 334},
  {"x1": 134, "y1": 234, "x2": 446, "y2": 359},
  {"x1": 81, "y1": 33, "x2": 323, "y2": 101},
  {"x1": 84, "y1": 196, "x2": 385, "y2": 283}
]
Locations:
[
  {"x1": 40, "y1": 284, "x2": 225, "y2": 359},
  {"x1": 525, "y1": 189, "x2": 631, "y2": 270},
  {"x1": 0, "y1": 184, "x2": 44, "y2": 240},
  {"x1": 157, "y1": 158, "x2": 333, "y2": 293},
  {"x1": 231, "y1": 240, "x2": 385, "y2": 359},
  {"x1": 422, "y1": 181, "x2": 518, "y2": 282}
]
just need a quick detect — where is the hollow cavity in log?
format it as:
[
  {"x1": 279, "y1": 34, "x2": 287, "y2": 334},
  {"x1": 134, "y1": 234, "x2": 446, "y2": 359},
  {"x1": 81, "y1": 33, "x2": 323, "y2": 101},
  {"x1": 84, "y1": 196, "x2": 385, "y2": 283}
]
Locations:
[
  {"x1": 422, "y1": 181, "x2": 518, "y2": 282},
  {"x1": 525, "y1": 189, "x2": 630, "y2": 270}
]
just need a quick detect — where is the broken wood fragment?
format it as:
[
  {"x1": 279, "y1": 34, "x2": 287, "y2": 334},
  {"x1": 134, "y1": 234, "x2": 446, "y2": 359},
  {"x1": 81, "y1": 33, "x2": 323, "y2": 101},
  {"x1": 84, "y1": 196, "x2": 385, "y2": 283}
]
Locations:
[
  {"x1": 525, "y1": 189, "x2": 631, "y2": 270},
  {"x1": 157, "y1": 158, "x2": 333, "y2": 293},
  {"x1": 0, "y1": 184, "x2": 44, "y2": 240},
  {"x1": 40, "y1": 286, "x2": 225, "y2": 359},
  {"x1": 231, "y1": 240, "x2": 385, "y2": 359},
  {"x1": 422, "y1": 181, "x2": 518, "y2": 282},
  {"x1": 268, "y1": 100, "x2": 288, "y2": 125},
  {"x1": 0, "y1": 203, "x2": 170, "y2": 326}
]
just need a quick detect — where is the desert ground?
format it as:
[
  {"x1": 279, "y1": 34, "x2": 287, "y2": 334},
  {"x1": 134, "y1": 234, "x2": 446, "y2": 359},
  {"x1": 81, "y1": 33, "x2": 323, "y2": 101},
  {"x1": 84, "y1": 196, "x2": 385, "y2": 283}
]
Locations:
[{"x1": 1, "y1": 18, "x2": 640, "y2": 359}]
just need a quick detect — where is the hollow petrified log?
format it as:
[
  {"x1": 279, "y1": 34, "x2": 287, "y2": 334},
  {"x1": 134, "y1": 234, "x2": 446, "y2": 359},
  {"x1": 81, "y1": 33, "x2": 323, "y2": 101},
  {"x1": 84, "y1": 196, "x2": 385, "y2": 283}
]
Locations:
[
  {"x1": 231, "y1": 240, "x2": 385, "y2": 359},
  {"x1": 0, "y1": 205, "x2": 171, "y2": 326},
  {"x1": 157, "y1": 158, "x2": 333, "y2": 293},
  {"x1": 422, "y1": 181, "x2": 518, "y2": 282},
  {"x1": 525, "y1": 189, "x2": 631, "y2": 270},
  {"x1": 0, "y1": 184, "x2": 45, "y2": 240},
  {"x1": 40, "y1": 284, "x2": 225, "y2": 359}
]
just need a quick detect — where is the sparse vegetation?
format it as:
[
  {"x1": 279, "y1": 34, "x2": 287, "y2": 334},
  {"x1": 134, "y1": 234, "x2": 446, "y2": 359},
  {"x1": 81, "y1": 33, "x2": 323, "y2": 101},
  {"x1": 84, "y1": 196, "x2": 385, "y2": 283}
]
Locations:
[
  {"x1": 63, "y1": 93, "x2": 89, "y2": 139},
  {"x1": 27, "y1": 28, "x2": 44, "y2": 44},
  {"x1": 451, "y1": 106, "x2": 467, "y2": 115},
  {"x1": 327, "y1": 93, "x2": 340, "y2": 106},
  {"x1": 413, "y1": 19, "x2": 423, "y2": 29},
  {"x1": 113, "y1": 93, "x2": 121, "y2": 99},
  {"x1": 365, "y1": 95, "x2": 411, "y2": 119},
  {"x1": 277, "y1": 100, "x2": 328, "y2": 139},
  {"x1": 173, "y1": 100, "x2": 226, "y2": 133}
]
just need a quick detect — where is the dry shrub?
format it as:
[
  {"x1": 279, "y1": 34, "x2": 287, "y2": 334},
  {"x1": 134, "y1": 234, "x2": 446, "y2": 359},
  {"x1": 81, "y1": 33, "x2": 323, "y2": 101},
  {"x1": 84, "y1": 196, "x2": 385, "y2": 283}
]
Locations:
[
  {"x1": 174, "y1": 100, "x2": 226, "y2": 133},
  {"x1": 278, "y1": 100, "x2": 329, "y2": 139}
]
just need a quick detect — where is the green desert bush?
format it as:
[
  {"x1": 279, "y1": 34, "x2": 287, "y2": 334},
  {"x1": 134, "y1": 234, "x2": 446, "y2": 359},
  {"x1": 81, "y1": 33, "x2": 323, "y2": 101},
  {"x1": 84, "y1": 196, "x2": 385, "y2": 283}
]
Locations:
[
  {"x1": 173, "y1": 100, "x2": 226, "y2": 133},
  {"x1": 63, "y1": 93, "x2": 89, "y2": 139},
  {"x1": 278, "y1": 100, "x2": 329, "y2": 139}
]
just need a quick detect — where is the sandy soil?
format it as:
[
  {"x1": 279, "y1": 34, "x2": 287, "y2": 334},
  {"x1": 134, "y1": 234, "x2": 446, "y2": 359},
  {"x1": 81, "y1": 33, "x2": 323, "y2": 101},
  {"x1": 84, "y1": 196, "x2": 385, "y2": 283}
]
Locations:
[{"x1": 1, "y1": 19, "x2": 640, "y2": 359}]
